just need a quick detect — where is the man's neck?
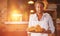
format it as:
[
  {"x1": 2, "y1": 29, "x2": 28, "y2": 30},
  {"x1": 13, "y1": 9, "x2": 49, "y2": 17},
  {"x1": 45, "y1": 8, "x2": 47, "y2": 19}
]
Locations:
[{"x1": 36, "y1": 12, "x2": 43, "y2": 16}]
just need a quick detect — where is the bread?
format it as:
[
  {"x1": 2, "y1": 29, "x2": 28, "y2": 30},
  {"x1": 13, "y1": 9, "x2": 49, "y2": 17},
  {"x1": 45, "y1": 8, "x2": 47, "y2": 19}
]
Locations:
[
  {"x1": 28, "y1": 26, "x2": 35, "y2": 32},
  {"x1": 35, "y1": 25, "x2": 43, "y2": 32},
  {"x1": 28, "y1": 25, "x2": 43, "y2": 32}
]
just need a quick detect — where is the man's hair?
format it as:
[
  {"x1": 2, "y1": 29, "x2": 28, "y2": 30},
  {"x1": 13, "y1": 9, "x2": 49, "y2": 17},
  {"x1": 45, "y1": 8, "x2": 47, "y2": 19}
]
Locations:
[{"x1": 34, "y1": 1, "x2": 44, "y2": 7}]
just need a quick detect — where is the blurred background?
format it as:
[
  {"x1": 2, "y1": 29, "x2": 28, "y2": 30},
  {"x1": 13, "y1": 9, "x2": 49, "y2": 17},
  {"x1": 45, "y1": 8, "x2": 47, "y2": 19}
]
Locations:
[{"x1": 0, "y1": 0, "x2": 60, "y2": 36}]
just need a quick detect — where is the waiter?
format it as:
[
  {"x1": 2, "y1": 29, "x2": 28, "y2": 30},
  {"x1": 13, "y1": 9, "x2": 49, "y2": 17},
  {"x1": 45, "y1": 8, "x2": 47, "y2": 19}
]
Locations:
[{"x1": 27, "y1": 1, "x2": 55, "y2": 36}]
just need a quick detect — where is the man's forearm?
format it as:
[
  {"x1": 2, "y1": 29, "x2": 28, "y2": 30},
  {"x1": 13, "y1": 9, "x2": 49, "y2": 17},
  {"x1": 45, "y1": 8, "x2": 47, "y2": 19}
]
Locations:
[{"x1": 42, "y1": 29, "x2": 51, "y2": 33}]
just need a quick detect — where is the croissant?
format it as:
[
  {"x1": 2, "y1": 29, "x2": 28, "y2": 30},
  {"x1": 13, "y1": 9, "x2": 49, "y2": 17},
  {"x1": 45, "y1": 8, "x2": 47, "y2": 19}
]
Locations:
[
  {"x1": 35, "y1": 25, "x2": 43, "y2": 32},
  {"x1": 28, "y1": 26, "x2": 35, "y2": 32}
]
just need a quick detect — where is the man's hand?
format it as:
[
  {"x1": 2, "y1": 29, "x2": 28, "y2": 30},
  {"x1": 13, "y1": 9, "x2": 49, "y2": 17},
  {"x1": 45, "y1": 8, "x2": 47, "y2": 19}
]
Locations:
[{"x1": 42, "y1": 29, "x2": 51, "y2": 33}]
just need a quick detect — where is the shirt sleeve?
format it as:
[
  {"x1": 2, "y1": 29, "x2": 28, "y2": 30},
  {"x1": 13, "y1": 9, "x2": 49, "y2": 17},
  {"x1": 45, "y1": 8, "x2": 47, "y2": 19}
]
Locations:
[
  {"x1": 48, "y1": 14, "x2": 55, "y2": 34},
  {"x1": 28, "y1": 14, "x2": 34, "y2": 28}
]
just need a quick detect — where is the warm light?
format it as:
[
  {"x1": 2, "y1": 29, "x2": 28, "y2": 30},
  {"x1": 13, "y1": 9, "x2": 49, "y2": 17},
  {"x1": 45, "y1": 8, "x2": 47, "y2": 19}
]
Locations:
[
  {"x1": 43, "y1": 0, "x2": 48, "y2": 10},
  {"x1": 11, "y1": 14, "x2": 22, "y2": 21},
  {"x1": 12, "y1": 14, "x2": 22, "y2": 17},
  {"x1": 9, "y1": 9, "x2": 22, "y2": 21},
  {"x1": 28, "y1": 1, "x2": 34, "y2": 4},
  {"x1": 5, "y1": 21, "x2": 28, "y2": 24},
  {"x1": 30, "y1": 10, "x2": 34, "y2": 13}
]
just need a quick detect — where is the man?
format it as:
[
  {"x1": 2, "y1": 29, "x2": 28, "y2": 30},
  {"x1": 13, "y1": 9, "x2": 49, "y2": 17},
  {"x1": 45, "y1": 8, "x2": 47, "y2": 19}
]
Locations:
[{"x1": 27, "y1": 1, "x2": 55, "y2": 36}]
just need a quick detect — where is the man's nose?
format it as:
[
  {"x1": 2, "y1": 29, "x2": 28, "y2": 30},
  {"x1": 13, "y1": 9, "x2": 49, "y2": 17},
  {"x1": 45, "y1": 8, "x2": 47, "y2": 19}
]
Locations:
[{"x1": 38, "y1": 8, "x2": 41, "y2": 10}]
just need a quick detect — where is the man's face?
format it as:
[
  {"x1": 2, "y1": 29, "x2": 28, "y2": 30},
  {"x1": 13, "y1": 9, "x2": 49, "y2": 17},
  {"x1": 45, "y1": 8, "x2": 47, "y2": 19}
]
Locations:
[{"x1": 35, "y1": 3, "x2": 44, "y2": 13}]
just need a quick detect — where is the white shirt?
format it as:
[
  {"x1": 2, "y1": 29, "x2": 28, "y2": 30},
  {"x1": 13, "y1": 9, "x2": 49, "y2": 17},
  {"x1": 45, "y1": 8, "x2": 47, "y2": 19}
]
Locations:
[{"x1": 28, "y1": 13, "x2": 55, "y2": 36}]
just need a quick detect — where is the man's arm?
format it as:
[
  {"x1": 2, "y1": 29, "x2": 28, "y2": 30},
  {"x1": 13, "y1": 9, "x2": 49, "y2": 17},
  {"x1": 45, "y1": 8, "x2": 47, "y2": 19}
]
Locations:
[
  {"x1": 41, "y1": 13, "x2": 55, "y2": 34},
  {"x1": 48, "y1": 14, "x2": 55, "y2": 34}
]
